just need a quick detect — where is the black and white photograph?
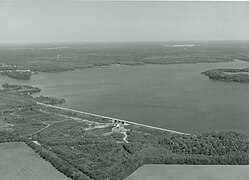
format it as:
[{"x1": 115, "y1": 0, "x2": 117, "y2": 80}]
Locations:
[{"x1": 0, "y1": 1, "x2": 248, "y2": 180}]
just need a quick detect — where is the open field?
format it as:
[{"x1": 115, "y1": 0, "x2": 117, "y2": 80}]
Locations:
[
  {"x1": 125, "y1": 164, "x2": 249, "y2": 180},
  {"x1": 0, "y1": 142, "x2": 71, "y2": 180}
]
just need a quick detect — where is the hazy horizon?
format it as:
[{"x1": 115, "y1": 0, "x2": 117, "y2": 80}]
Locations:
[
  {"x1": 1, "y1": 40, "x2": 249, "y2": 46},
  {"x1": 0, "y1": 1, "x2": 249, "y2": 43}
]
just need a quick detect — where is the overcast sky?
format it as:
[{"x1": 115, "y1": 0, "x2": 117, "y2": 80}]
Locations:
[{"x1": 0, "y1": 1, "x2": 248, "y2": 43}]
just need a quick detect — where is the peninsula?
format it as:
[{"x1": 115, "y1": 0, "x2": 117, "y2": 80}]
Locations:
[{"x1": 202, "y1": 68, "x2": 249, "y2": 83}]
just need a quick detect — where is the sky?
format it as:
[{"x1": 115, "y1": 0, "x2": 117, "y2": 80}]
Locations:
[{"x1": 0, "y1": 1, "x2": 248, "y2": 43}]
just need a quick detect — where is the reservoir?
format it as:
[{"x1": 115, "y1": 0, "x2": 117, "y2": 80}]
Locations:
[{"x1": 1, "y1": 60, "x2": 248, "y2": 134}]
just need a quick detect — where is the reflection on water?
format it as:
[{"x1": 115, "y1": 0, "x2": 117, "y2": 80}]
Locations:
[{"x1": 1, "y1": 60, "x2": 248, "y2": 134}]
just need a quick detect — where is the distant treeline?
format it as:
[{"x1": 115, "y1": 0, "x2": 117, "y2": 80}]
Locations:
[
  {"x1": 1, "y1": 42, "x2": 249, "y2": 74},
  {"x1": 23, "y1": 60, "x2": 75, "y2": 72}
]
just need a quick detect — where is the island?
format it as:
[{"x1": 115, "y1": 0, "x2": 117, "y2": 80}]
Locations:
[{"x1": 202, "y1": 68, "x2": 249, "y2": 83}]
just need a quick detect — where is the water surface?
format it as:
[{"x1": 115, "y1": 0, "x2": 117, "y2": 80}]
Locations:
[{"x1": 1, "y1": 60, "x2": 248, "y2": 134}]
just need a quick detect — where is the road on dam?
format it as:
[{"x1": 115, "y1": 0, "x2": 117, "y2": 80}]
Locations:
[{"x1": 36, "y1": 102, "x2": 190, "y2": 135}]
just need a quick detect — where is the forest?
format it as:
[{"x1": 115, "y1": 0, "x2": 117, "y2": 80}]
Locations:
[
  {"x1": 1, "y1": 41, "x2": 249, "y2": 73},
  {"x1": 1, "y1": 128, "x2": 248, "y2": 180}
]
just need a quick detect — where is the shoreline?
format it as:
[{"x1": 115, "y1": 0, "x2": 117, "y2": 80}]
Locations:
[
  {"x1": 49, "y1": 58, "x2": 249, "y2": 71},
  {"x1": 0, "y1": 59, "x2": 248, "y2": 80}
]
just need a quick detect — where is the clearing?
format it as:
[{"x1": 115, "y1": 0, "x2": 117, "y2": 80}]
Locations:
[
  {"x1": 0, "y1": 142, "x2": 71, "y2": 180},
  {"x1": 125, "y1": 164, "x2": 249, "y2": 180}
]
